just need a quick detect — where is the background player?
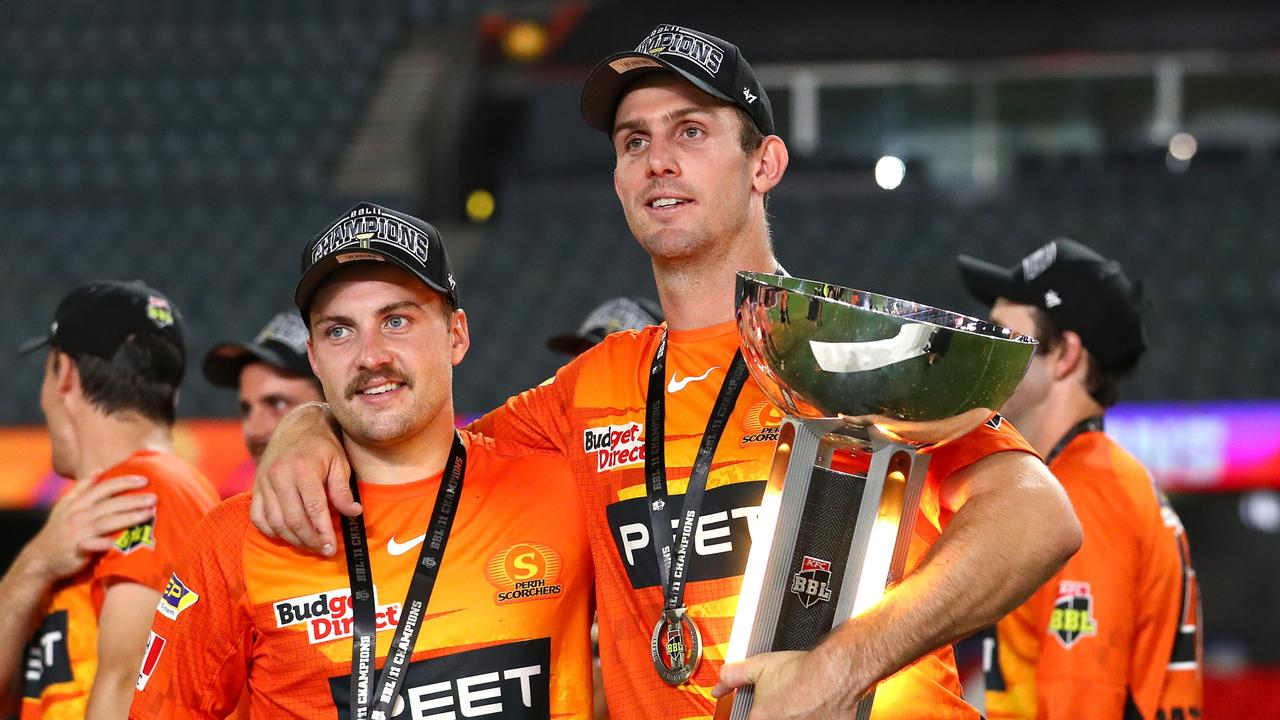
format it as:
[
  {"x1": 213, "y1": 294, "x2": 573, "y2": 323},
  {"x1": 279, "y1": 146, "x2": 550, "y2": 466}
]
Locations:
[
  {"x1": 250, "y1": 25, "x2": 1082, "y2": 719},
  {"x1": 202, "y1": 311, "x2": 323, "y2": 465},
  {"x1": 959, "y1": 239, "x2": 1203, "y2": 719},
  {"x1": 545, "y1": 295, "x2": 663, "y2": 357},
  {"x1": 131, "y1": 204, "x2": 593, "y2": 719},
  {"x1": 0, "y1": 281, "x2": 219, "y2": 719}
]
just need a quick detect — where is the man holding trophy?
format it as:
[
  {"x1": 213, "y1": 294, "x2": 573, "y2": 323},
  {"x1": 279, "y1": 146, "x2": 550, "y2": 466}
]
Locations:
[{"x1": 249, "y1": 24, "x2": 1083, "y2": 719}]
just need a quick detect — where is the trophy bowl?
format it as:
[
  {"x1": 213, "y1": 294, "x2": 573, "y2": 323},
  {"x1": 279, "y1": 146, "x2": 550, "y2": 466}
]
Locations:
[{"x1": 736, "y1": 271, "x2": 1036, "y2": 445}]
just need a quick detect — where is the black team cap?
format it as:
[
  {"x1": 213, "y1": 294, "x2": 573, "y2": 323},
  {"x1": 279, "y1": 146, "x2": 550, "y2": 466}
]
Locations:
[
  {"x1": 203, "y1": 311, "x2": 315, "y2": 388},
  {"x1": 580, "y1": 23, "x2": 774, "y2": 136},
  {"x1": 295, "y1": 202, "x2": 460, "y2": 314},
  {"x1": 546, "y1": 296, "x2": 663, "y2": 356},
  {"x1": 958, "y1": 238, "x2": 1147, "y2": 373},
  {"x1": 18, "y1": 279, "x2": 186, "y2": 383}
]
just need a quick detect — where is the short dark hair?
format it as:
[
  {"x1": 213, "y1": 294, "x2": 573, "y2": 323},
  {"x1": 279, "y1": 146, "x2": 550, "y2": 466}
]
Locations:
[
  {"x1": 1030, "y1": 307, "x2": 1133, "y2": 408},
  {"x1": 733, "y1": 107, "x2": 764, "y2": 154},
  {"x1": 53, "y1": 332, "x2": 183, "y2": 425}
]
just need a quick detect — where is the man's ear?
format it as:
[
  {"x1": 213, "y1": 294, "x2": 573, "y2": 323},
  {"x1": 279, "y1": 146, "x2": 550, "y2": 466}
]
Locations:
[
  {"x1": 52, "y1": 350, "x2": 78, "y2": 396},
  {"x1": 751, "y1": 135, "x2": 789, "y2": 195},
  {"x1": 449, "y1": 309, "x2": 471, "y2": 366},
  {"x1": 1052, "y1": 331, "x2": 1089, "y2": 382}
]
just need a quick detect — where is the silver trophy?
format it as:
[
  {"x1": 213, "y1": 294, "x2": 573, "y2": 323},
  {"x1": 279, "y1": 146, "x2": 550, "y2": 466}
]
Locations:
[{"x1": 715, "y1": 272, "x2": 1035, "y2": 720}]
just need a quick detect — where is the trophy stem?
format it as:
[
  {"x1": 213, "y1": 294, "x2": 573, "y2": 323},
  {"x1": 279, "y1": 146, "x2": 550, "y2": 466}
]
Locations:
[
  {"x1": 718, "y1": 422, "x2": 931, "y2": 720},
  {"x1": 848, "y1": 438, "x2": 930, "y2": 719}
]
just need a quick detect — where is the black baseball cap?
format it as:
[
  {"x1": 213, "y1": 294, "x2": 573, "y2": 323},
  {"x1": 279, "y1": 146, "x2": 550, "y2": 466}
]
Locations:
[
  {"x1": 295, "y1": 202, "x2": 460, "y2": 314},
  {"x1": 581, "y1": 23, "x2": 774, "y2": 136},
  {"x1": 958, "y1": 238, "x2": 1147, "y2": 372},
  {"x1": 546, "y1": 296, "x2": 663, "y2": 355},
  {"x1": 202, "y1": 311, "x2": 315, "y2": 388},
  {"x1": 18, "y1": 280, "x2": 186, "y2": 382}
]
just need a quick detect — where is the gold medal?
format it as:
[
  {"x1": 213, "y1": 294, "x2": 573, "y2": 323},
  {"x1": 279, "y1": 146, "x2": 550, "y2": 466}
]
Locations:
[{"x1": 650, "y1": 607, "x2": 702, "y2": 685}]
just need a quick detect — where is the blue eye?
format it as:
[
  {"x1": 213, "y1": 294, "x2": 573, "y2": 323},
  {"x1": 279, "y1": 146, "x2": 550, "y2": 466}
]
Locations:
[
  {"x1": 682, "y1": 126, "x2": 703, "y2": 139},
  {"x1": 326, "y1": 326, "x2": 350, "y2": 340},
  {"x1": 387, "y1": 316, "x2": 408, "y2": 330}
]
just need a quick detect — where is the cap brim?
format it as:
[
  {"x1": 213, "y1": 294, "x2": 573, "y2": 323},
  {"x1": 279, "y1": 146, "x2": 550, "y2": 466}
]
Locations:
[
  {"x1": 295, "y1": 249, "x2": 454, "y2": 315},
  {"x1": 957, "y1": 255, "x2": 1036, "y2": 307},
  {"x1": 17, "y1": 335, "x2": 51, "y2": 356},
  {"x1": 202, "y1": 343, "x2": 311, "y2": 388},
  {"x1": 581, "y1": 51, "x2": 738, "y2": 134}
]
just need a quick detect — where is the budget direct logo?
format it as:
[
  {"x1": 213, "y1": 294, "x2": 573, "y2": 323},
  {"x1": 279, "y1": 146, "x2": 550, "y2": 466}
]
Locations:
[
  {"x1": 740, "y1": 401, "x2": 784, "y2": 446},
  {"x1": 273, "y1": 588, "x2": 402, "y2": 645},
  {"x1": 583, "y1": 422, "x2": 645, "y2": 472},
  {"x1": 158, "y1": 573, "x2": 199, "y2": 620},
  {"x1": 486, "y1": 543, "x2": 564, "y2": 605}
]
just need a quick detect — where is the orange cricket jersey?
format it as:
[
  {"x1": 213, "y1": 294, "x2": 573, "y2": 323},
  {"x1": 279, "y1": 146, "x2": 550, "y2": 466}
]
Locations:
[
  {"x1": 471, "y1": 321, "x2": 1036, "y2": 720},
  {"x1": 21, "y1": 450, "x2": 219, "y2": 720},
  {"x1": 985, "y1": 429, "x2": 1203, "y2": 720},
  {"x1": 129, "y1": 431, "x2": 594, "y2": 719}
]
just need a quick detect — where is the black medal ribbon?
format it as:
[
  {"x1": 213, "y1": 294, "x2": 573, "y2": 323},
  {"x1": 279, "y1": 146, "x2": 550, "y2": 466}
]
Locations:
[
  {"x1": 343, "y1": 431, "x2": 467, "y2": 720},
  {"x1": 1045, "y1": 415, "x2": 1105, "y2": 464},
  {"x1": 644, "y1": 329, "x2": 748, "y2": 621}
]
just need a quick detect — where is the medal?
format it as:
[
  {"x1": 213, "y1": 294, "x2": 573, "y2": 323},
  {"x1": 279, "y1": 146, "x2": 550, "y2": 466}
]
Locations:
[
  {"x1": 650, "y1": 607, "x2": 703, "y2": 685},
  {"x1": 643, "y1": 331, "x2": 748, "y2": 685}
]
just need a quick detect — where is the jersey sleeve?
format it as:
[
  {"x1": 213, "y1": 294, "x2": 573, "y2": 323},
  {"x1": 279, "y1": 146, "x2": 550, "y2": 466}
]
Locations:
[
  {"x1": 468, "y1": 365, "x2": 576, "y2": 455},
  {"x1": 922, "y1": 413, "x2": 1038, "y2": 481},
  {"x1": 92, "y1": 462, "x2": 212, "y2": 603},
  {"x1": 129, "y1": 496, "x2": 254, "y2": 720}
]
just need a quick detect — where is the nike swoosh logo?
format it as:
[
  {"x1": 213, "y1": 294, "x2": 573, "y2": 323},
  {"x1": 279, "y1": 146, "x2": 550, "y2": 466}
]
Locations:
[
  {"x1": 387, "y1": 533, "x2": 426, "y2": 556},
  {"x1": 668, "y1": 366, "x2": 719, "y2": 393},
  {"x1": 809, "y1": 324, "x2": 936, "y2": 373}
]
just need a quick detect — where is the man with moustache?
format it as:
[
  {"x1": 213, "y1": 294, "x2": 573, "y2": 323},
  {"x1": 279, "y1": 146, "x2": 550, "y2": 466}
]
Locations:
[
  {"x1": 249, "y1": 26, "x2": 1081, "y2": 719},
  {"x1": 131, "y1": 204, "x2": 592, "y2": 719}
]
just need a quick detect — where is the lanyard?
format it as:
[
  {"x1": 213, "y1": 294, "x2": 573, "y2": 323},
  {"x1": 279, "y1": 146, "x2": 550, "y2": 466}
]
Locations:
[
  {"x1": 343, "y1": 432, "x2": 467, "y2": 720},
  {"x1": 644, "y1": 330, "x2": 749, "y2": 610},
  {"x1": 1045, "y1": 415, "x2": 1105, "y2": 464}
]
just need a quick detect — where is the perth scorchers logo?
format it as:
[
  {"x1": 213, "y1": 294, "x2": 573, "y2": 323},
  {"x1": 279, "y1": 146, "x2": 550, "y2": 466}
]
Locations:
[
  {"x1": 740, "y1": 401, "x2": 784, "y2": 446},
  {"x1": 583, "y1": 422, "x2": 645, "y2": 472},
  {"x1": 486, "y1": 543, "x2": 564, "y2": 605}
]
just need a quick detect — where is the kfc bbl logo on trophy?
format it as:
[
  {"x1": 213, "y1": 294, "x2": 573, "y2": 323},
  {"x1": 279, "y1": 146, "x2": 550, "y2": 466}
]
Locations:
[{"x1": 790, "y1": 555, "x2": 833, "y2": 608}]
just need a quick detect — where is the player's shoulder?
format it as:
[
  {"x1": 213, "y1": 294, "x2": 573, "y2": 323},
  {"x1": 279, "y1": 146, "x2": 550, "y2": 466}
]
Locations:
[
  {"x1": 461, "y1": 430, "x2": 574, "y2": 483},
  {"x1": 570, "y1": 324, "x2": 663, "y2": 373},
  {"x1": 463, "y1": 430, "x2": 568, "y2": 465},
  {"x1": 100, "y1": 450, "x2": 214, "y2": 500},
  {"x1": 190, "y1": 492, "x2": 254, "y2": 540}
]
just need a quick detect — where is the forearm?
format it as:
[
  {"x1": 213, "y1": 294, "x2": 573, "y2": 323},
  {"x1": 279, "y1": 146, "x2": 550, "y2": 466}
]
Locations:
[
  {"x1": 816, "y1": 469, "x2": 1081, "y2": 691},
  {"x1": 85, "y1": 668, "x2": 136, "y2": 720},
  {"x1": 0, "y1": 553, "x2": 55, "y2": 711}
]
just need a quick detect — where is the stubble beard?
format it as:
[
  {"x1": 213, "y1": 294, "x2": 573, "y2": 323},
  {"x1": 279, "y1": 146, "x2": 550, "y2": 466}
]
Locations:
[{"x1": 330, "y1": 396, "x2": 425, "y2": 447}]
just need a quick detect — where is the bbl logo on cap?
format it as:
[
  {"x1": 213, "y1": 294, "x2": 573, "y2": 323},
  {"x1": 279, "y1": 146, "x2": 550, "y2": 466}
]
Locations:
[
  {"x1": 146, "y1": 296, "x2": 174, "y2": 328},
  {"x1": 790, "y1": 555, "x2": 833, "y2": 608}
]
